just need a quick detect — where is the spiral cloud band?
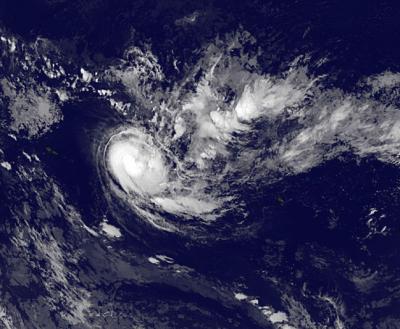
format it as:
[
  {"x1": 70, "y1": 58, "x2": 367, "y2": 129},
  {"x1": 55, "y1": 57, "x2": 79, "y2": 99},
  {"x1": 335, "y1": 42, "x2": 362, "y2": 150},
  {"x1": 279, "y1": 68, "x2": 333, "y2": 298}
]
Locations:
[{"x1": 99, "y1": 33, "x2": 400, "y2": 234}]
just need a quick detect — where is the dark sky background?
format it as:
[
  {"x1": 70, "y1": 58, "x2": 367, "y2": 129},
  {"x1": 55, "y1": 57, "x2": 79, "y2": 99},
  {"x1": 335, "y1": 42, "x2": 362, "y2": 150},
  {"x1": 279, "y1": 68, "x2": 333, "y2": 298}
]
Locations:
[{"x1": 1, "y1": 0, "x2": 400, "y2": 87}]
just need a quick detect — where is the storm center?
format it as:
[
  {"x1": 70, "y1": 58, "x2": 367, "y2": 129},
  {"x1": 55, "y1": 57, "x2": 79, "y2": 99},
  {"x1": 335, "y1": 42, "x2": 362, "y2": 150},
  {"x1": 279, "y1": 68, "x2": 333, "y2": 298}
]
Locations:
[{"x1": 106, "y1": 128, "x2": 168, "y2": 195}]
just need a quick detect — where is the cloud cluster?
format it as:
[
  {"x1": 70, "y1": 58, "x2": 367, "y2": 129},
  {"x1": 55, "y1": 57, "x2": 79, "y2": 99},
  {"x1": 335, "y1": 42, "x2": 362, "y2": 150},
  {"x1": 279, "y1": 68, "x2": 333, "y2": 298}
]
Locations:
[{"x1": 104, "y1": 31, "x2": 400, "y2": 230}]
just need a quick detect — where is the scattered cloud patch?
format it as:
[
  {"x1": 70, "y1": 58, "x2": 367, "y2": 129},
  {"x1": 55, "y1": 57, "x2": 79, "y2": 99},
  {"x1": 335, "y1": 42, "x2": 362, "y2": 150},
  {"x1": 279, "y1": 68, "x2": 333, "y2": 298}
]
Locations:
[{"x1": 100, "y1": 222, "x2": 122, "y2": 239}]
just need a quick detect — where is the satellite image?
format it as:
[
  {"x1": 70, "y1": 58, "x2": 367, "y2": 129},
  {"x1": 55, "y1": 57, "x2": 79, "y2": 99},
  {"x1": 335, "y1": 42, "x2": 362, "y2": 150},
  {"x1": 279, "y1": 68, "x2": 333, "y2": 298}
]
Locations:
[{"x1": 0, "y1": 0, "x2": 399, "y2": 328}]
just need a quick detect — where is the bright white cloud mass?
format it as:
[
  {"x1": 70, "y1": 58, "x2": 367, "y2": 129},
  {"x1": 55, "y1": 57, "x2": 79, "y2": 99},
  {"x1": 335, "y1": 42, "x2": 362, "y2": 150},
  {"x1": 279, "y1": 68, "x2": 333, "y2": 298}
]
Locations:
[{"x1": 103, "y1": 31, "x2": 400, "y2": 232}]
